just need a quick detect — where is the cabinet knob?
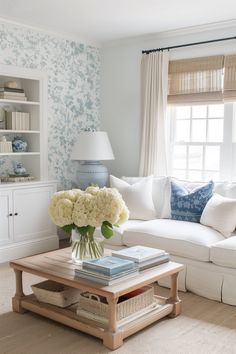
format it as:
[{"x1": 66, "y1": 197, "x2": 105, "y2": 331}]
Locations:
[
  {"x1": 9, "y1": 213, "x2": 13, "y2": 216},
  {"x1": 14, "y1": 213, "x2": 18, "y2": 216}
]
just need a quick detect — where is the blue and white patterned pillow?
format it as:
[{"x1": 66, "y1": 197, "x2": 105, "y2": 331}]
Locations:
[{"x1": 170, "y1": 180, "x2": 214, "y2": 223}]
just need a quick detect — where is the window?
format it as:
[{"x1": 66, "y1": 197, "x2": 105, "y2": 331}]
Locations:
[{"x1": 168, "y1": 103, "x2": 236, "y2": 181}]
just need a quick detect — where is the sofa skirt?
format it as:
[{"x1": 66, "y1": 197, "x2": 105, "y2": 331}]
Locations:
[{"x1": 158, "y1": 255, "x2": 236, "y2": 306}]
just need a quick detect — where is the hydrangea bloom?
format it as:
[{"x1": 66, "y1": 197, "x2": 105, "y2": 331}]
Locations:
[
  {"x1": 48, "y1": 187, "x2": 129, "y2": 230},
  {"x1": 48, "y1": 190, "x2": 79, "y2": 227}
]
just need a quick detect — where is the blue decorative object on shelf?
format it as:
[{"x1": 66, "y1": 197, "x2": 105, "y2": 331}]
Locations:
[
  {"x1": 13, "y1": 161, "x2": 27, "y2": 175},
  {"x1": 12, "y1": 136, "x2": 28, "y2": 152},
  {"x1": 170, "y1": 180, "x2": 214, "y2": 223}
]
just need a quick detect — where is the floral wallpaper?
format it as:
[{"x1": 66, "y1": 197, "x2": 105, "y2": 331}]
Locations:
[{"x1": 0, "y1": 22, "x2": 100, "y2": 189}]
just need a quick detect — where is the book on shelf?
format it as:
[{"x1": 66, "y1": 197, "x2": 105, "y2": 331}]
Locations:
[
  {"x1": 0, "y1": 94, "x2": 27, "y2": 101},
  {"x1": 0, "y1": 91, "x2": 25, "y2": 97},
  {"x1": 112, "y1": 245, "x2": 166, "y2": 263},
  {"x1": 24, "y1": 112, "x2": 30, "y2": 130},
  {"x1": 6, "y1": 112, "x2": 30, "y2": 130},
  {"x1": 82, "y1": 256, "x2": 135, "y2": 276},
  {"x1": 6, "y1": 111, "x2": 15, "y2": 129},
  {"x1": 1, "y1": 176, "x2": 34, "y2": 183},
  {"x1": 75, "y1": 268, "x2": 139, "y2": 285},
  {"x1": 0, "y1": 87, "x2": 25, "y2": 93}
]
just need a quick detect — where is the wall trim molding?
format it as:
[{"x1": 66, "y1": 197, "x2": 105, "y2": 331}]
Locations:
[
  {"x1": 0, "y1": 16, "x2": 101, "y2": 48},
  {"x1": 0, "y1": 236, "x2": 59, "y2": 263},
  {"x1": 102, "y1": 19, "x2": 236, "y2": 48}
]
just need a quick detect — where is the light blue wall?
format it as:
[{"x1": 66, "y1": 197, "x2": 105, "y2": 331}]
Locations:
[{"x1": 0, "y1": 22, "x2": 101, "y2": 189}]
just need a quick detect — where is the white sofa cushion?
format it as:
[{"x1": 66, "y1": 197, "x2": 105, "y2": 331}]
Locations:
[
  {"x1": 200, "y1": 194, "x2": 236, "y2": 237},
  {"x1": 110, "y1": 175, "x2": 156, "y2": 220},
  {"x1": 94, "y1": 220, "x2": 144, "y2": 246},
  {"x1": 122, "y1": 176, "x2": 170, "y2": 218},
  {"x1": 210, "y1": 235, "x2": 236, "y2": 268},
  {"x1": 121, "y1": 177, "x2": 236, "y2": 219},
  {"x1": 123, "y1": 219, "x2": 224, "y2": 261}
]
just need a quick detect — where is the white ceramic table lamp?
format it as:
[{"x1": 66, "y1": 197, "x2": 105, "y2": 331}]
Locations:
[{"x1": 71, "y1": 131, "x2": 114, "y2": 189}]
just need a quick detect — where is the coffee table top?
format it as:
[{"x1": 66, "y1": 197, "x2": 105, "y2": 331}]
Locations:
[{"x1": 10, "y1": 248, "x2": 184, "y2": 299}]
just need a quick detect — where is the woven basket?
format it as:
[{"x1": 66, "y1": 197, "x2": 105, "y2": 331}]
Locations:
[
  {"x1": 31, "y1": 280, "x2": 81, "y2": 308},
  {"x1": 78, "y1": 286, "x2": 154, "y2": 321}
]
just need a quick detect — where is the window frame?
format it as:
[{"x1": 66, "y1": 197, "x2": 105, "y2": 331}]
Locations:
[{"x1": 168, "y1": 102, "x2": 235, "y2": 182}]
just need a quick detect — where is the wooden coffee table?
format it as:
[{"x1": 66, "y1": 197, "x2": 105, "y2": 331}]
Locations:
[{"x1": 10, "y1": 248, "x2": 184, "y2": 350}]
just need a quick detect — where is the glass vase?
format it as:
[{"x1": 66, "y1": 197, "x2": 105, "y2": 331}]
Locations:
[{"x1": 71, "y1": 229, "x2": 104, "y2": 264}]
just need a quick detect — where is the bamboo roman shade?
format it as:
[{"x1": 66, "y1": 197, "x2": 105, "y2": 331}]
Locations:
[
  {"x1": 224, "y1": 54, "x2": 236, "y2": 101},
  {"x1": 168, "y1": 55, "x2": 224, "y2": 104}
]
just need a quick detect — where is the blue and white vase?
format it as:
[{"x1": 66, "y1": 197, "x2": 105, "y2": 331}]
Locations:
[
  {"x1": 13, "y1": 162, "x2": 27, "y2": 175},
  {"x1": 12, "y1": 136, "x2": 28, "y2": 152}
]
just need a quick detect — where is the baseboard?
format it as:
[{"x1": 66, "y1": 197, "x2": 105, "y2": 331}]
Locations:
[
  {"x1": 57, "y1": 227, "x2": 70, "y2": 240},
  {"x1": 0, "y1": 235, "x2": 59, "y2": 263}
]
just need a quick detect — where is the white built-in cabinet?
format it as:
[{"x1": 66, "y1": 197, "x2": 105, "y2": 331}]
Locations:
[
  {"x1": 0, "y1": 181, "x2": 58, "y2": 262},
  {"x1": 0, "y1": 189, "x2": 13, "y2": 246},
  {"x1": 0, "y1": 65, "x2": 59, "y2": 262}
]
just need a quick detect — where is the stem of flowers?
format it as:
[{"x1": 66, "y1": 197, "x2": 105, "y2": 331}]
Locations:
[{"x1": 72, "y1": 232, "x2": 103, "y2": 260}]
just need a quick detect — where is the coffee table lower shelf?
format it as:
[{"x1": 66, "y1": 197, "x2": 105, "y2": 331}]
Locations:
[
  {"x1": 10, "y1": 250, "x2": 183, "y2": 350},
  {"x1": 19, "y1": 294, "x2": 173, "y2": 348}
]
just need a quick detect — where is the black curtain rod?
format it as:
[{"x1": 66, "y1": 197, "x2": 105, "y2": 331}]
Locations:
[{"x1": 142, "y1": 36, "x2": 236, "y2": 54}]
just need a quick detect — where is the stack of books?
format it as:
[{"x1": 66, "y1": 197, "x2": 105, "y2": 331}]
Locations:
[
  {"x1": 112, "y1": 246, "x2": 169, "y2": 271},
  {"x1": 0, "y1": 87, "x2": 27, "y2": 101},
  {"x1": 6, "y1": 112, "x2": 30, "y2": 130},
  {"x1": 1, "y1": 176, "x2": 34, "y2": 183},
  {"x1": 75, "y1": 256, "x2": 138, "y2": 285}
]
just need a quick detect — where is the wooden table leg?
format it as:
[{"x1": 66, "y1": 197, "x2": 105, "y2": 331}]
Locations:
[
  {"x1": 12, "y1": 269, "x2": 27, "y2": 313},
  {"x1": 103, "y1": 297, "x2": 123, "y2": 350},
  {"x1": 168, "y1": 272, "x2": 182, "y2": 317}
]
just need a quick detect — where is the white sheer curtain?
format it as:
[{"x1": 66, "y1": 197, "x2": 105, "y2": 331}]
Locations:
[{"x1": 139, "y1": 51, "x2": 169, "y2": 176}]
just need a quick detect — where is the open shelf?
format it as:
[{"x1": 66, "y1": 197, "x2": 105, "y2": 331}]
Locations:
[
  {"x1": 0, "y1": 99, "x2": 40, "y2": 105},
  {"x1": 20, "y1": 294, "x2": 173, "y2": 342},
  {"x1": 0, "y1": 66, "x2": 48, "y2": 181},
  {"x1": 0, "y1": 152, "x2": 40, "y2": 156},
  {"x1": 0, "y1": 129, "x2": 40, "y2": 134}
]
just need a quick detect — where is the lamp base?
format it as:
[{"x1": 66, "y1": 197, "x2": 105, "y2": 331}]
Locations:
[{"x1": 77, "y1": 161, "x2": 109, "y2": 190}]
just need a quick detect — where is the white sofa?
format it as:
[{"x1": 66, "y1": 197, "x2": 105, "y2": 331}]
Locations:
[{"x1": 102, "y1": 177, "x2": 236, "y2": 306}]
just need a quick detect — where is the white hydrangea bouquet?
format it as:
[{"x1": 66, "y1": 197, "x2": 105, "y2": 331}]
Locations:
[{"x1": 48, "y1": 186, "x2": 129, "y2": 261}]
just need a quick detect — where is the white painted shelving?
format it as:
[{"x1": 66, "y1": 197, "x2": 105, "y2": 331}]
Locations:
[{"x1": 0, "y1": 65, "x2": 58, "y2": 262}]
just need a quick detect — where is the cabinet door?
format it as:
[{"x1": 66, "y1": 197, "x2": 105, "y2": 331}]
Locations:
[
  {"x1": 0, "y1": 190, "x2": 13, "y2": 245},
  {"x1": 13, "y1": 186, "x2": 56, "y2": 242}
]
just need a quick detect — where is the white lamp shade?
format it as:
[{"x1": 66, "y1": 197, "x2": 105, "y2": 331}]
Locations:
[{"x1": 71, "y1": 131, "x2": 114, "y2": 161}]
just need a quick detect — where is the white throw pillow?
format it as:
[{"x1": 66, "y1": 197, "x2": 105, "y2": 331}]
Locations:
[
  {"x1": 110, "y1": 175, "x2": 156, "y2": 220},
  {"x1": 122, "y1": 176, "x2": 169, "y2": 218},
  {"x1": 200, "y1": 193, "x2": 236, "y2": 237}
]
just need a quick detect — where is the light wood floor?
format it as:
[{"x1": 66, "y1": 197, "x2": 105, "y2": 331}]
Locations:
[{"x1": 1, "y1": 251, "x2": 236, "y2": 354}]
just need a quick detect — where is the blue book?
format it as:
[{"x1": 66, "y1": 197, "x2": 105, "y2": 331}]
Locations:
[
  {"x1": 75, "y1": 266, "x2": 138, "y2": 280},
  {"x1": 82, "y1": 256, "x2": 135, "y2": 276},
  {"x1": 75, "y1": 270, "x2": 138, "y2": 285}
]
